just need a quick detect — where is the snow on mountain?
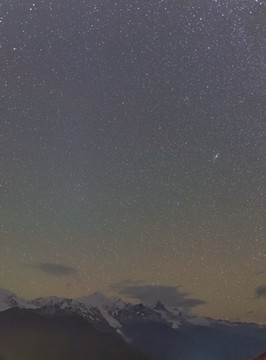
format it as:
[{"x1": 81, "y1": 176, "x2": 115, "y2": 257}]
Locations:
[
  {"x1": 76, "y1": 293, "x2": 184, "y2": 331},
  {"x1": 0, "y1": 289, "x2": 194, "y2": 332},
  {"x1": 76, "y1": 292, "x2": 126, "y2": 331},
  {"x1": 0, "y1": 288, "x2": 264, "y2": 341},
  {"x1": 0, "y1": 288, "x2": 28, "y2": 311},
  {"x1": 186, "y1": 315, "x2": 211, "y2": 326},
  {"x1": 106, "y1": 300, "x2": 184, "y2": 330},
  {"x1": 28, "y1": 295, "x2": 67, "y2": 309},
  {"x1": 0, "y1": 289, "x2": 265, "y2": 360},
  {"x1": 30, "y1": 297, "x2": 104, "y2": 323},
  {"x1": 153, "y1": 301, "x2": 183, "y2": 329}
]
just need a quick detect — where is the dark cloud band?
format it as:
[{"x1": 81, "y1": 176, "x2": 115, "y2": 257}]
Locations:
[
  {"x1": 36, "y1": 263, "x2": 77, "y2": 276},
  {"x1": 110, "y1": 281, "x2": 205, "y2": 311}
]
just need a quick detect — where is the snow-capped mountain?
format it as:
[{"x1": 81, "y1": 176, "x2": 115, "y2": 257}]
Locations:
[
  {"x1": 0, "y1": 288, "x2": 264, "y2": 333},
  {"x1": 10, "y1": 290, "x2": 184, "y2": 333},
  {"x1": 0, "y1": 288, "x2": 28, "y2": 311},
  {"x1": 0, "y1": 288, "x2": 265, "y2": 360},
  {"x1": 76, "y1": 292, "x2": 185, "y2": 331}
]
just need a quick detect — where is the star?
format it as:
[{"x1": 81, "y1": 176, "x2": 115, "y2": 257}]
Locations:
[{"x1": 213, "y1": 153, "x2": 220, "y2": 163}]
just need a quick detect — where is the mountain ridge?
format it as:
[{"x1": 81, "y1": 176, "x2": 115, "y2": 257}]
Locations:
[
  {"x1": 0, "y1": 287, "x2": 265, "y2": 329},
  {"x1": 0, "y1": 288, "x2": 265, "y2": 360}
]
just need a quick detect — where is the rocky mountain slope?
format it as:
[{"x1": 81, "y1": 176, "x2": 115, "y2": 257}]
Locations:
[{"x1": 0, "y1": 288, "x2": 265, "y2": 360}]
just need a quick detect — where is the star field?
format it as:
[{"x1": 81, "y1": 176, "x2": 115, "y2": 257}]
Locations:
[{"x1": 0, "y1": 0, "x2": 265, "y2": 323}]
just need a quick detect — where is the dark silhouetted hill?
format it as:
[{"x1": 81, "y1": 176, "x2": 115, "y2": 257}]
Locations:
[{"x1": 0, "y1": 307, "x2": 148, "y2": 360}]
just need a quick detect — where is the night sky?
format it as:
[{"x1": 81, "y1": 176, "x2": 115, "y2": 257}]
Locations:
[{"x1": 1, "y1": 0, "x2": 265, "y2": 323}]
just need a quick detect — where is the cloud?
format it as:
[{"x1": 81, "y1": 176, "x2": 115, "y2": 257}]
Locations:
[
  {"x1": 35, "y1": 263, "x2": 77, "y2": 276},
  {"x1": 255, "y1": 285, "x2": 266, "y2": 298},
  {"x1": 110, "y1": 281, "x2": 205, "y2": 311}
]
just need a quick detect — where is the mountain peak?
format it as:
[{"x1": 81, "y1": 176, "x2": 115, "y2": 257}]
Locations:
[
  {"x1": 0, "y1": 288, "x2": 27, "y2": 311},
  {"x1": 0, "y1": 288, "x2": 14, "y2": 297},
  {"x1": 154, "y1": 300, "x2": 167, "y2": 311}
]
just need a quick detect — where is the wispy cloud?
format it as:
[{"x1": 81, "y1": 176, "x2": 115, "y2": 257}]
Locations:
[{"x1": 110, "y1": 280, "x2": 205, "y2": 311}]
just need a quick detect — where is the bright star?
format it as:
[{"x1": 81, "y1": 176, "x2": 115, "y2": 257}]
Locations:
[{"x1": 214, "y1": 153, "x2": 220, "y2": 162}]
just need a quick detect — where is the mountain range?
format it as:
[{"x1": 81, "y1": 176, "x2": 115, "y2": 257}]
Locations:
[{"x1": 0, "y1": 288, "x2": 265, "y2": 360}]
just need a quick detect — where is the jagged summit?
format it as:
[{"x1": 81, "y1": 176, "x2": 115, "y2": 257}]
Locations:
[
  {"x1": 154, "y1": 300, "x2": 167, "y2": 311},
  {"x1": 0, "y1": 288, "x2": 265, "y2": 360},
  {"x1": 0, "y1": 288, "x2": 28, "y2": 311},
  {"x1": 0, "y1": 288, "x2": 183, "y2": 332},
  {"x1": 0, "y1": 288, "x2": 265, "y2": 332}
]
